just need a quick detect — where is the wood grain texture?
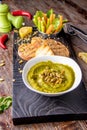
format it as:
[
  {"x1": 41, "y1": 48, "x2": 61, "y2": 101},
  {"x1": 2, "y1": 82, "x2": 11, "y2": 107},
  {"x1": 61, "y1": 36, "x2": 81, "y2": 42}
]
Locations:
[
  {"x1": 13, "y1": 30, "x2": 87, "y2": 125},
  {"x1": 0, "y1": 0, "x2": 87, "y2": 129}
]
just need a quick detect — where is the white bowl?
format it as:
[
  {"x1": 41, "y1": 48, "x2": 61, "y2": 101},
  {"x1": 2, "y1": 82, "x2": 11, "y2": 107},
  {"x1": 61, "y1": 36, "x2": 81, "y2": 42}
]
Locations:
[{"x1": 22, "y1": 55, "x2": 82, "y2": 96}]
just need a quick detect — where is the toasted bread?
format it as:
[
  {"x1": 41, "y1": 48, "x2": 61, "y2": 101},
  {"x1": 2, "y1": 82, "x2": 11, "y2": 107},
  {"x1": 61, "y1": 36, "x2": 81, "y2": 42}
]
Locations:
[
  {"x1": 31, "y1": 37, "x2": 43, "y2": 45},
  {"x1": 78, "y1": 52, "x2": 87, "y2": 64},
  {"x1": 44, "y1": 39, "x2": 69, "y2": 57},
  {"x1": 18, "y1": 37, "x2": 69, "y2": 60},
  {"x1": 18, "y1": 42, "x2": 41, "y2": 60},
  {"x1": 18, "y1": 37, "x2": 43, "y2": 60},
  {"x1": 35, "y1": 44, "x2": 54, "y2": 57}
]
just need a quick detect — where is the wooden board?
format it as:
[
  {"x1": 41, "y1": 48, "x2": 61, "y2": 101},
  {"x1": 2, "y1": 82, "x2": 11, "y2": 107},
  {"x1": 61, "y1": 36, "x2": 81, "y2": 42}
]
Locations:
[{"x1": 12, "y1": 30, "x2": 87, "y2": 125}]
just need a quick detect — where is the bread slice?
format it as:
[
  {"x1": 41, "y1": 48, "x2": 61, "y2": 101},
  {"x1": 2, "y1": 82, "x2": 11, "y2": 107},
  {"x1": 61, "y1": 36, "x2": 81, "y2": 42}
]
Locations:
[
  {"x1": 18, "y1": 42, "x2": 41, "y2": 60},
  {"x1": 78, "y1": 52, "x2": 87, "y2": 64},
  {"x1": 35, "y1": 44, "x2": 54, "y2": 57},
  {"x1": 18, "y1": 37, "x2": 43, "y2": 60},
  {"x1": 43, "y1": 39, "x2": 70, "y2": 57},
  {"x1": 18, "y1": 37, "x2": 70, "y2": 60},
  {"x1": 31, "y1": 37, "x2": 43, "y2": 45}
]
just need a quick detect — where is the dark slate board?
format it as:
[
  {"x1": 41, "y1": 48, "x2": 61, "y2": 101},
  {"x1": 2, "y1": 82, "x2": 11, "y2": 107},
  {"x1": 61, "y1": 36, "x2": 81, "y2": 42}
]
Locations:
[{"x1": 12, "y1": 30, "x2": 87, "y2": 125}]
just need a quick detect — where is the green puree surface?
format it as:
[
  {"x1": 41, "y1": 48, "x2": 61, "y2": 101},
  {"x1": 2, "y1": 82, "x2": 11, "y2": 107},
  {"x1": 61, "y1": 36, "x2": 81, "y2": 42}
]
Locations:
[{"x1": 27, "y1": 61, "x2": 75, "y2": 93}]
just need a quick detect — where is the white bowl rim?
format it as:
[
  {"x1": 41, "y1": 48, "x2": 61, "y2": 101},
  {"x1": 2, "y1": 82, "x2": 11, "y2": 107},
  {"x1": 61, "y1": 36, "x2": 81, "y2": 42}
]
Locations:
[{"x1": 22, "y1": 55, "x2": 82, "y2": 96}]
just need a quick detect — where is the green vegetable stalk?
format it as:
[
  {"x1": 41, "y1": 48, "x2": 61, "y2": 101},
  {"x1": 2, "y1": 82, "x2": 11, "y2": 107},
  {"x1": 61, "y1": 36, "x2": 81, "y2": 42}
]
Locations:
[
  {"x1": 0, "y1": 96, "x2": 12, "y2": 113},
  {"x1": 38, "y1": 19, "x2": 41, "y2": 31},
  {"x1": 33, "y1": 16, "x2": 38, "y2": 26},
  {"x1": 33, "y1": 9, "x2": 68, "y2": 34},
  {"x1": 46, "y1": 18, "x2": 50, "y2": 30},
  {"x1": 41, "y1": 21, "x2": 45, "y2": 32},
  {"x1": 47, "y1": 9, "x2": 53, "y2": 18}
]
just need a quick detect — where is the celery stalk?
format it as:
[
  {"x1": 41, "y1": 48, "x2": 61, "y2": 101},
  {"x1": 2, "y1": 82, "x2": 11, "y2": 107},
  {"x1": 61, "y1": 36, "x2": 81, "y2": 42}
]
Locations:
[{"x1": 38, "y1": 20, "x2": 41, "y2": 31}]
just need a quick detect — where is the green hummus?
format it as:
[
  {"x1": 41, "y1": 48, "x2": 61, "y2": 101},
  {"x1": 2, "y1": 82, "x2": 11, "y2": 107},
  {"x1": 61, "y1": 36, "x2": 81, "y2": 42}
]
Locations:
[{"x1": 27, "y1": 61, "x2": 75, "y2": 93}]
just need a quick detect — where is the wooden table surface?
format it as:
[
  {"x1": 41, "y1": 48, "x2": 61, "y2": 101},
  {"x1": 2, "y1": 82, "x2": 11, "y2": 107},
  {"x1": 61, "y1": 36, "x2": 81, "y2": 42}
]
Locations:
[{"x1": 0, "y1": 0, "x2": 87, "y2": 129}]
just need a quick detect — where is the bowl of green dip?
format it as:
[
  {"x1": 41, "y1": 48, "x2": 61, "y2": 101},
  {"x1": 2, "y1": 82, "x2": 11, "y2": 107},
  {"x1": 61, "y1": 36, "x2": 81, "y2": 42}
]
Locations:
[{"x1": 22, "y1": 55, "x2": 82, "y2": 96}]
